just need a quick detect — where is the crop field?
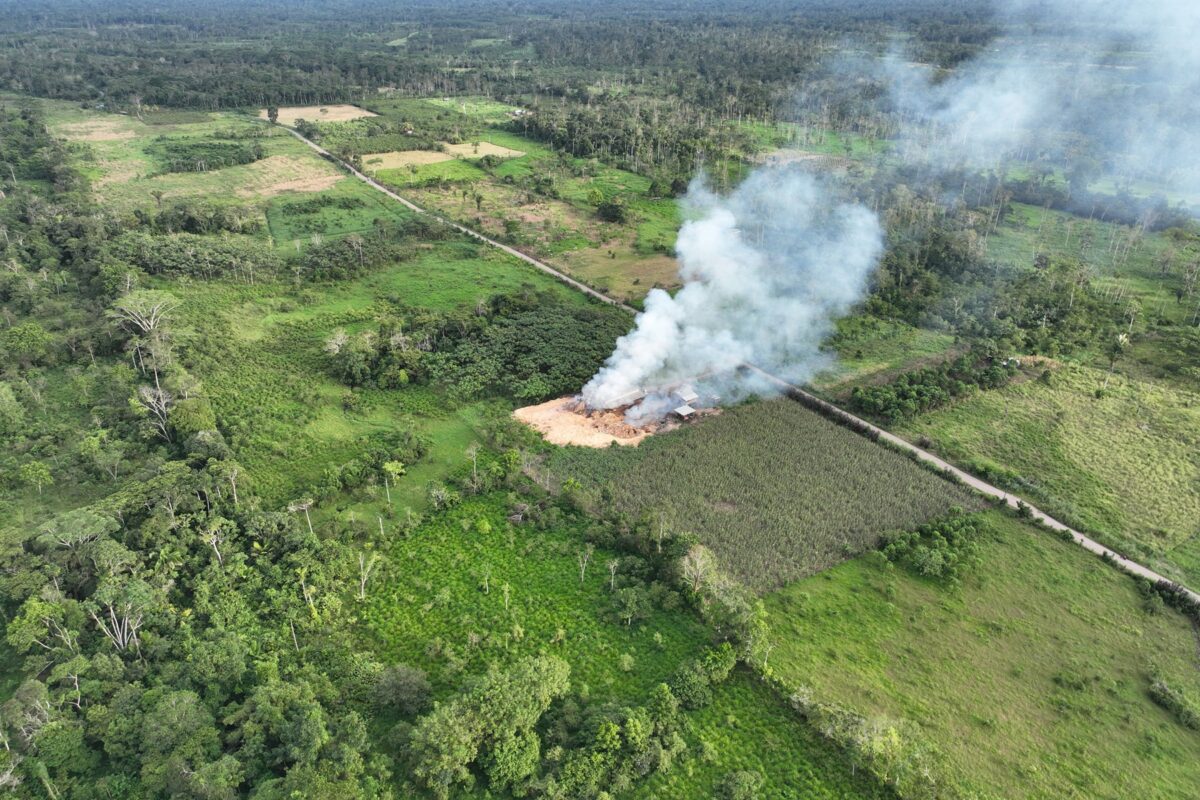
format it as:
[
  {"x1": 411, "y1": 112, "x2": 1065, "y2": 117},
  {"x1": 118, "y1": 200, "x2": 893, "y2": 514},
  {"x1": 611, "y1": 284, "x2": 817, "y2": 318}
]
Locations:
[
  {"x1": 549, "y1": 398, "x2": 980, "y2": 592},
  {"x1": 765, "y1": 510, "x2": 1200, "y2": 799},
  {"x1": 258, "y1": 103, "x2": 376, "y2": 125},
  {"x1": 169, "y1": 241, "x2": 593, "y2": 506},
  {"x1": 630, "y1": 671, "x2": 891, "y2": 800},
  {"x1": 895, "y1": 362, "x2": 1200, "y2": 583}
]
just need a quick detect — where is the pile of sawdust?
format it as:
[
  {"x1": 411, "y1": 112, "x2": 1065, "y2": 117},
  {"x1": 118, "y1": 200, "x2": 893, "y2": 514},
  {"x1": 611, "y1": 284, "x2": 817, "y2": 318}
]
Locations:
[{"x1": 514, "y1": 396, "x2": 658, "y2": 448}]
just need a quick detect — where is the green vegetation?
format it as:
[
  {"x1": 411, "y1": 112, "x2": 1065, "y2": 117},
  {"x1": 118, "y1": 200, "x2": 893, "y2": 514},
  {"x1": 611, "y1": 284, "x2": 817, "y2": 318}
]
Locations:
[
  {"x1": 630, "y1": 671, "x2": 891, "y2": 800},
  {"x1": 550, "y1": 398, "x2": 979, "y2": 592},
  {"x1": 4, "y1": 2, "x2": 1200, "y2": 797},
  {"x1": 765, "y1": 510, "x2": 1200, "y2": 800},
  {"x1": 896, "y1": 363, "x2": 1200, "y2": 584}
]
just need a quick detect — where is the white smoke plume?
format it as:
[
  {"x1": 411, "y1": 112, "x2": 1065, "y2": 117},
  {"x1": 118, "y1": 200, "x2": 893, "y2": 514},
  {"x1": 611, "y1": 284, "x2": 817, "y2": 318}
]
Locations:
[
  {"x1": 582, "y1": 168, "x2": 883, "y2": 419},
  {"x1": 886, "y1": 0, "x2": 1200, "y2": 202}
]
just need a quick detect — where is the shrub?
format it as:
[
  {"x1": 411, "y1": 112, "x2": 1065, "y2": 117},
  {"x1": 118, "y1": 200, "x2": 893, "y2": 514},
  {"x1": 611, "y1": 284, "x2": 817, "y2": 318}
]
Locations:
[
  {"x1": 374, "y1": 664, "x2": 433, "y2": 717},
  {"x1": 1148, "y1": 678, "x2": 1200, "y2": 730},
  {"x1": 719, "y1": 770, "x2": 764, "y2": 800}
]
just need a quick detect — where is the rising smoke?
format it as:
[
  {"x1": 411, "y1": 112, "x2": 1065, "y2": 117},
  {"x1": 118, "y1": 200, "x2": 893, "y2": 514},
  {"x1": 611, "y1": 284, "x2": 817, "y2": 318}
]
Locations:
[
  {"x1": 582, "y1": 169, "x2": 883, "y2": 420},
  {"x1": 887, "y1": 0, "x2": 1200, "y2": 200},
  {"x1": 584, "y1": 0, "x2": 1199, "y2": 421}
]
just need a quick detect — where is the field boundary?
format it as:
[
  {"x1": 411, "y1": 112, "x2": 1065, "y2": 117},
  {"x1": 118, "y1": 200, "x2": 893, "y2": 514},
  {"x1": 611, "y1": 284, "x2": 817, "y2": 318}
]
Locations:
[{"x1": 278, "y1": 120, "x2": 1198, "y2": 603}]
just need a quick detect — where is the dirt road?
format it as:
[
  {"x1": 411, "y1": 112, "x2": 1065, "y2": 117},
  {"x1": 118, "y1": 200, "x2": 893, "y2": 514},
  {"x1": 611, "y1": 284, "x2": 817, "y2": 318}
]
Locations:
[{"x1": 282, "y1": 123, "x2": 1199, "y2": 604}]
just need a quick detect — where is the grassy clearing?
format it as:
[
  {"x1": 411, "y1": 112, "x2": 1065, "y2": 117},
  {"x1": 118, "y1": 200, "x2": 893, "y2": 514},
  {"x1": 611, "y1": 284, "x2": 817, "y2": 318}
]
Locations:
[
  {"x1": 895, "y1": 363, "x2": 1200, "y2": 583},
  {"x1": 988, "y1": 202, "x2": 1199, "y2": 329},
  {"x1": 46, "y1": 103, "x2": 341, "y2": 213},
  {"x1": 442, "y1": 140, "x2": 524, "y2": 159},
  {"x1": 265, "y1": 176, "x2": 412, "y2": 245},
  {"x1": 376, "y1": 157, "x2": 488, "y2": 186},
  {"x1": 549, "y1": 398, "x2": 979, "y2": 592},
  {"x1": 814, "y1": 315, "x2": 960, "y2": 397},
  {"x1": 765, "y1": 509, "x2": 1200, "y2": 800},
  {"x1": 171, "y1": 242, "x2": 592, "y2": 506},
  {"x1": 424, "y1": 96, "x2": 521, "y2": 123},
  {"x1": 630, "y1": 670, "x2": 892, "y2": 800},
  {"x1": 359, "y1": 495, "x2": 711, "y2": 702}
]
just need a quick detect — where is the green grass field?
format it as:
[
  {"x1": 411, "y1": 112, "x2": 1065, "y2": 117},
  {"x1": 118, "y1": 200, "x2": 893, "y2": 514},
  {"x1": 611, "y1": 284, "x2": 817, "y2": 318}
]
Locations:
[
  {"x1": 265, "y1": 176, "x2": 412, "y2": 245},
  {"x1": 895, "y1": 363, "x2": 1200, "y2": 584},
  {"x1": 170, "y1": 241, "x2": 594, "y2": 506},
  {"x1": 360, "y1": 494, "x2": 710, "y2": 702},
  {"x1": 549, "y1": 398, "x2": 980, "y2": 592},
  {"x1": 765, "y1": 509, "x2": 1200, "y2": 800}
]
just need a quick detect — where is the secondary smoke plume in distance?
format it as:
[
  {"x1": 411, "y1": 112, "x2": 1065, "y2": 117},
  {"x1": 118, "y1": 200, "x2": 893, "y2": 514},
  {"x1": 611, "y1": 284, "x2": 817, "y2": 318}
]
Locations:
[
  {"x1": 886, "y1": 0, "x2": 1200, "y2": 201},
  {"x1": 582, "y1": 168, "x2": 883, "y2": 420}
]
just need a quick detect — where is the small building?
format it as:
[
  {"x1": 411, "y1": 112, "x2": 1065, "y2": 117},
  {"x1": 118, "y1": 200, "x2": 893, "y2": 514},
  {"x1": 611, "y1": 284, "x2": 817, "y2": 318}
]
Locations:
[
  {"x1": 672, "y1": 404, "x2": 697, "y2": 419},
  {"x1": 675, "y1": 386, "x2": 700, "y2": 405}
]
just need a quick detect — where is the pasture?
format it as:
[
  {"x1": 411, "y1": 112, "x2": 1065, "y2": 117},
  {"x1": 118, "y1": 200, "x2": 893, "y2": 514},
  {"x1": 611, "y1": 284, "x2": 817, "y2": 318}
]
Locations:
[
  {"x1": 765, "y1": 510, "x2": 1200, "y2": 799},
  {"x1": 895, "y1": 362, "x2": 1200, "y2": 585},
  {"x1": 259, "y1": 103, "x2": 377, "y2": 125},
  {"x1": 549, "y1": 397, "x2": 979, "y2": 592}
]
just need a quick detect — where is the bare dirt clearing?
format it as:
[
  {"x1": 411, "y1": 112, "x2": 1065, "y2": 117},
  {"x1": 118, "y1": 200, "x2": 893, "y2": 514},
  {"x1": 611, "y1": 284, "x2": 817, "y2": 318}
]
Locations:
[
  {"x1": 363, "y1": 150, "x2": 454, "y2": 170},
  {"x1": 442, "y1": 140, "x2": 524, "y2": 159},
  {"x1": 260, "y1": 104, "x2": 377, "y2": 126},
  {"x1": 515, "y1": 397, "x2": 659, "y2": 448}
]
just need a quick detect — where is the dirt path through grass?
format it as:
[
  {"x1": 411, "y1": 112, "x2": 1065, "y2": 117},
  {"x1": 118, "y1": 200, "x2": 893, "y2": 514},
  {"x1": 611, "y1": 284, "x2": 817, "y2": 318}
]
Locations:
[{"x1": 282, "y1": 120, "x2": 1199, "y2": 603}]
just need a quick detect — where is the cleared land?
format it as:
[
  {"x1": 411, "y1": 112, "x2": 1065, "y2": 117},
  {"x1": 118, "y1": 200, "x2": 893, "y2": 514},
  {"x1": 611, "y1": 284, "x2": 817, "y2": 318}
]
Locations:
[
  {"x1": 766, "y1": 510, "x2": 1200, "y2": 800},
  {"x1": 363, "y1": 150, "x2": 454, "y2": 170},
  {"x1": 230, "y1": 154, "x2": 343, "y2": 197},
  {"x1": 442, "y1": 140, "x2": 524, "y2": 158},
  {"x1": 549, "y1": 398, "x2": 979, "y2": 591},
  {"x1": 514, "y1": 396, "x2": 654, "y2": 448},
  {"x1": 259, "y1": 103, "x2": 376, "y2": 125}
]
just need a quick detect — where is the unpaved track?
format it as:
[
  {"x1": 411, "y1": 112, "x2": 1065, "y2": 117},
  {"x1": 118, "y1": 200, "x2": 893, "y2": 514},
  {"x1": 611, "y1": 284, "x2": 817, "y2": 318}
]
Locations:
[
  {"x1": 282, "y1": 127, "x2": 636, "y2": 312},
  {"x1": 282, "y1": 123, "x2": 1199, "y2": 604}
]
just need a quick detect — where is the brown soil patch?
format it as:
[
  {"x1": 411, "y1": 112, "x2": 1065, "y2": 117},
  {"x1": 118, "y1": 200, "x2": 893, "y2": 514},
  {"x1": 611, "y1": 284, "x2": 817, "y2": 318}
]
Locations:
[
  {"x1": 56, "y1": 118, "x2": 138, "y2": 142},
  {"x1": 363, "y1": 150, "x2": 454, "y2": 170},
  {"x1": 260, "y1": 105, "x2": 377, "y2": 126},
  {"x1": 442, "y1": 140, "x2": 524, "y2": 159},
  {"x1": 514, "y1": 396, "x2": 659, "y2": 448},
  {"x1": 231, "y1": 155, "x2": 343, "y2": 198}
]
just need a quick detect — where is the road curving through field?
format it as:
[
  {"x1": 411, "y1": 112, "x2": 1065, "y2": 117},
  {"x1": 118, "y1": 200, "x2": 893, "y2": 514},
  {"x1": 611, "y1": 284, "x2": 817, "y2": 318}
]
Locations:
[{"x1": 280, "y1": 121, "x2": 1200, "y2": 605}]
